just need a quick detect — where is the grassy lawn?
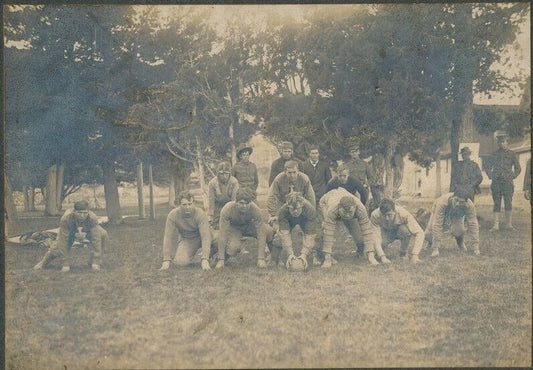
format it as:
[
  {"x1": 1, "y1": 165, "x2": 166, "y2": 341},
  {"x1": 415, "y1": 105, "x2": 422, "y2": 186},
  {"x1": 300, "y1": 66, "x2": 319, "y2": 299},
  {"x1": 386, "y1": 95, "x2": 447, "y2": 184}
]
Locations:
[{"x1": 5, "y1": 201, "x2": 531, "y2": 369}]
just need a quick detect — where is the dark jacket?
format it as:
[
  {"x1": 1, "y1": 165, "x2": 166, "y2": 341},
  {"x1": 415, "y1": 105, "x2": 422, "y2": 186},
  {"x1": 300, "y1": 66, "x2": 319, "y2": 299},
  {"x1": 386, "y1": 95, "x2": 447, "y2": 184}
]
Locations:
[
  {"x1": 269, "y1": 157, "x2": 300, "y2": 186},
  {"x1": 326, "y1": 175, "x2": 368, "y2": 205},
  {"x1": 300, "y1": 159, "x2": 332, "y2": 201}
]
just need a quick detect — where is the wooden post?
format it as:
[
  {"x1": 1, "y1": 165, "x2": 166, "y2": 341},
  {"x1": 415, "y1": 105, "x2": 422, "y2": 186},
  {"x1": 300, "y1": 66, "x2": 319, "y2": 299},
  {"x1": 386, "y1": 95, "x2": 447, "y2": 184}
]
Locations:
[
  {"x1": 29, "y1": 187, "x2": 35, "y2": 211},
  {"x1": 23, "y1": 185, "x2": 30, "y2": 211},
  {"x1": 137, "y1": 161, "x2": 145, "y2": 219},
  {"x1": 169, "y1": 171, "x2": 175, "y2": 207},
  {"x1": 435, "y1": 150, "x2": 442, "y2": 197},
  {"x1": 148, "y1": 164, "x2": 155, "y2": 220}
]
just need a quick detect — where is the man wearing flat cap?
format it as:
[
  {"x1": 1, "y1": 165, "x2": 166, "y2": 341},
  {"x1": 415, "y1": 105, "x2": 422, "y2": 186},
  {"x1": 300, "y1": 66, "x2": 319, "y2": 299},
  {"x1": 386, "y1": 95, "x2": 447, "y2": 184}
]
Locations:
[
  {"x1": 208, "y1": 161, "x2": 239, "y2": 229},
  {"x1": 486, "y1": 133, "x2": 521, "y2": 231},
  {"x1": 450, "y1": 146, "x2": 483, "y2": 201},
  {"x1": 231, "y1": 143, "x2": 259, "y2": 193},
  {"x1": 216, "y1": 188, "x2": 278, "y2": 268},
  {"x1": 33, "y1": 200, "x2": 108, "y2": 272},
  {"x1": 269, "y1": 141, "x2": 299, "y2": 186}
]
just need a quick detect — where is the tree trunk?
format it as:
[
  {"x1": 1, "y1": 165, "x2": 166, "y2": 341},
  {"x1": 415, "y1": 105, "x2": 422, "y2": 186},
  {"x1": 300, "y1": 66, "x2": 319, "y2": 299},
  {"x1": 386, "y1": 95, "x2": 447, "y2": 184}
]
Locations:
[
  {"x1": 195, "y1": 137, "x2": 209, "y2": 210},
  {"x1": 4, "y1": 176, "x2": 18, "y2": 237},
  {"x1": 392, "y1": 151, "x2": 404, "y2": 195},
  {"x1": 29, "y1": 187, "x2": 35, "y2": 211},
  {"x1": 229, "y1": 118, "x2": 236, "y2": 166},
  {"x1": 102, "y1": 159, "x2": 122, "y2": 225},
  {"x1": 23, "y1": 185, "x2": 30, "y2": 212},
  {"x1": 383, "y1": 145, "x2": 395, "y2": 199},
  {"x1": 450, "y1": 118, "x2": 460, "y2": 188},
  {"x1": 44, "y1": 164, "x2": 59, "y2": 216},
  {"x1": 56, "y1": 163, "x2": 65, "y2": 211},
  {"x1": 148, "y1": 164, "x2": 155, "y2": 221},
  {"x1": 435, "y1": 150, "x2": 442, "y2": 197},
  {"x1": 169, "y1": 169, "x2": 175, "y2": 207},
  {"x1": 137, "y1": 161, "x2": 145, "y2": 219}
]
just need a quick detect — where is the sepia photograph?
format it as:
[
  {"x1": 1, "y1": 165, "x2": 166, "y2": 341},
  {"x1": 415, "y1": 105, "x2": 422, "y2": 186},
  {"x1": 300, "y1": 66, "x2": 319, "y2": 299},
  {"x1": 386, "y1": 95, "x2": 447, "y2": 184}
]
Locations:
[{"x1": 3, "y1": 2, "x2": 531, "y2": 368}]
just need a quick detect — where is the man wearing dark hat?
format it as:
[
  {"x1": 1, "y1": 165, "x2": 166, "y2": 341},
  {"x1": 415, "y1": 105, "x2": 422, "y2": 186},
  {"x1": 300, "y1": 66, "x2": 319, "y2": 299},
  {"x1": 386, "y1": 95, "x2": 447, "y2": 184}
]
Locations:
[
  {"x1": 486, "y1": 133, "x2": 521, "y2": 231},
  {"x1": 450, "y1": 146, "x2": 483, "y2": 201},
  {"x1": 424, "y1": 188, "x2": 480, "y2": 257},
  {"x1": 267, "y1": 160, "x2": 316, "y2": 224},
  {"x1": 159, "y1": 190, "x2": 214, "y2": 271},
  {"x1": 300, "y1": 146, "x2": 332, "y2": 206},
  {"x1": 33, "y1": 200, "x2": 108, "y2": 272},
  {"x1": 208, "y1": 161, "x2": 239, "y2": 229},
  {"x1": 231, "y1": 143, "x2": 259, "y2": 192},
  {"x1": 269, "y1": 141, "x2": 298, "y2": 186},
  {"x1": 215, "y1": 188, "x2": 277, "y2": 269}
]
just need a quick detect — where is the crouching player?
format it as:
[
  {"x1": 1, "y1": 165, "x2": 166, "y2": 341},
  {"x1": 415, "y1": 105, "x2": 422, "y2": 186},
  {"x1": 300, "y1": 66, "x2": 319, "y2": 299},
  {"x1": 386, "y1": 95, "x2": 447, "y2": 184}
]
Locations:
[
  {"x1": 425, "y1": 189, "x2": 480, "y2": 257},
  {"x1": 33, "y1": 200, "x2": 108, "y2": 272},
  {"x1": 159, "y1": 191, "x2": 214, "y2": 271},
  {"x1": 319, "y1": 188, "x2": 387, "y2": 267},
  {"x1": 370, "y1": 198, "x2": 423, "y2": 263},
  {"x1": 277, "y1": 192, "x2": 319, "y2": 269},
  {"x1": 215, "y1": 188, "x2": 277, "y2": 269}
]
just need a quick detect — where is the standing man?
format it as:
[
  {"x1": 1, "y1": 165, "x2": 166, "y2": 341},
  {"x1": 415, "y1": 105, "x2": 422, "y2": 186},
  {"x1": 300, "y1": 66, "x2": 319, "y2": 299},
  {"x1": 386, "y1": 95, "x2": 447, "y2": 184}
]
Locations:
[
  {"x1": 345, "y1": 143, "x2": 381, "y2": 205},
  {"x1": 159, "y1": 191, "x2": 213, "y2": 271},
  {"x1": 326, "y1": 165, "x2": 368, "y2": 205},
  {"x1": 319, "y1": 188, "x2": 386, "y2": 267},
  {"x1": 487, "y1": 133, "x2": 521, "y2": 231},
  {"x1": 269, "y1": 141, "x2": 297, "y2": 186},
  {"x1": 424, "y1": 189, "x2": 480, "y2": 257},
  {"x1": 300, "y1": 146, "x2": 332, "y2": 206},
  {"x1": 208, "y1": 161, "x2": 239, "y2": 229},
  {"x1": 277, "y1": 192, "x2": 320, "y2": 268},
  {"x1": 267, "y1": 160, "x2": 316, "y2": 224},
  {"x1": 370, "y1": 198, "x2": 423, "y2": 263},
  {"x1": 450, "y1": 146, "x2": 483, "y2": 201},
  {"x1": 33, "y1": 200, "x2": 108, "y2": 272},
  {"x1": 231, "y1": 143, "x2": 259, "y2": 192},
  {"x1": 216, "y1": 188, "x2": 277, "y2": 269}
]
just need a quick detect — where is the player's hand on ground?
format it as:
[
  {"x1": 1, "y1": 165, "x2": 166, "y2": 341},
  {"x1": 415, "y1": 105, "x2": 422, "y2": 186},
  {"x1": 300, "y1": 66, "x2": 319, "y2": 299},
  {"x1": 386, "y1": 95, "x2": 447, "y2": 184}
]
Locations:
[
  {"x1": 215, "y1": 260, "x2": 225, "y2": 269},
  {"x1": 159, "y1": 260, "x2": 170, "y2": 271},
  {"x1": 201, "y1": 259, "x2": 211, "y2": 271}
]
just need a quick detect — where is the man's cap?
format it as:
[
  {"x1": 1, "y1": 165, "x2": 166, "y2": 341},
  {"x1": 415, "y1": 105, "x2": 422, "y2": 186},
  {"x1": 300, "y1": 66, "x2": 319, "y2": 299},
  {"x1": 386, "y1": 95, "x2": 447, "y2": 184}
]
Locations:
[
  {"x1": 236, "y1": 187, "x2": 256, "y2": 203},
  {"x1": 280, "y1": 141, "x2": 294, "y2": 150},
  {"x1": 236, "y1": 143, "x2": 253, "y2": 158},
  {"x1": 217, "y1": 161, "x2": 231, "y2": 173},
  {"x1": 460, "y1": 146, "x2": 472, "y2": 155},
  {"x1": 74, "y1": 200, "x2": 89, "y2": 211}
]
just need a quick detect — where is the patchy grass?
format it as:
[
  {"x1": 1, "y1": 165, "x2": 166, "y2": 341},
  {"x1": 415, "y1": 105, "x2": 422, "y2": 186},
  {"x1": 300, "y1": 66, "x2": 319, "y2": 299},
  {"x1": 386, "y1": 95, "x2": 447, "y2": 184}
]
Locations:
[{"x1": 5, "y1": 202, "x2": 531, "y2": 369}]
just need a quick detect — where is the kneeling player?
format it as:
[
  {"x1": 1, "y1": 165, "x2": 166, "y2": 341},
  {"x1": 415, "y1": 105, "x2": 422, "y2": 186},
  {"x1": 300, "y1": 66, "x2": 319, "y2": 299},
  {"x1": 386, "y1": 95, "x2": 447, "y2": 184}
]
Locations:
[
  {"x1": 159, "y1": 191, "x2": 214, "y2": 271},
  {"x1": 370, "y1": 198, "x2": 423, "y2": 263},
  {"x1": 319, "y1": 188, "x2": 386, "y2": 267},
  {"x1": 277, "y1": 192, "x2": 319, "y2": 269},
  {"x1": 33, "y1": 200, "x2": 108, "y2": 272},
  {"x1": 425, "y1": 189, "x2": 480, "y2": 257},
  {"x1": 216, "y1": 188, "x2": 276, "y2": 269}
]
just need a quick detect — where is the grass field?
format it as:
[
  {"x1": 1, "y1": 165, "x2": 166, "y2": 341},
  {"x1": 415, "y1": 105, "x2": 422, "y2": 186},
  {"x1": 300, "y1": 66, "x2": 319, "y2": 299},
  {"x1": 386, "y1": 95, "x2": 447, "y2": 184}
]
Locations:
[{"x1": 4, "y1": 200, "x2": 532, "y2": 369}]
